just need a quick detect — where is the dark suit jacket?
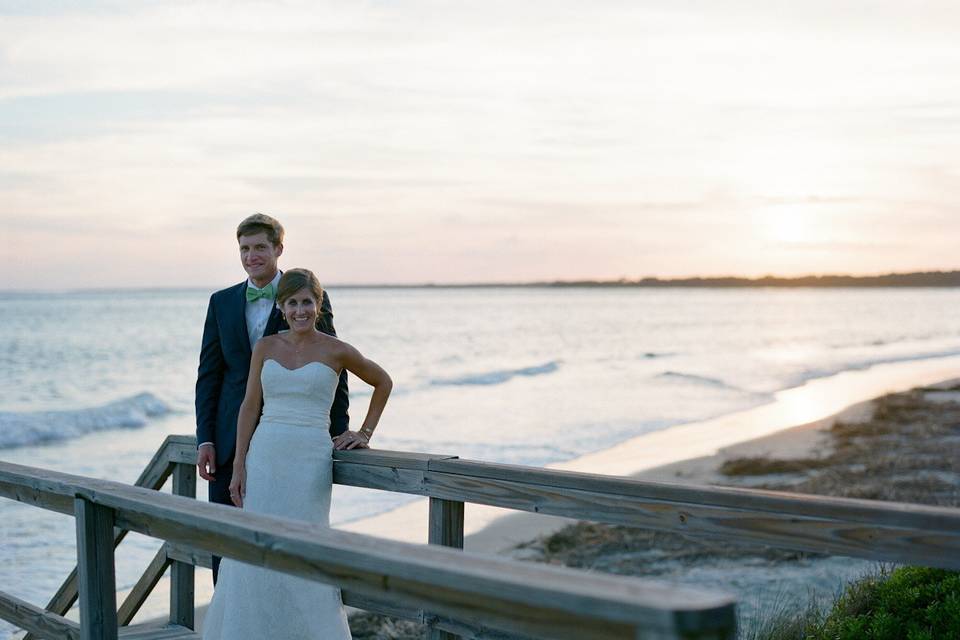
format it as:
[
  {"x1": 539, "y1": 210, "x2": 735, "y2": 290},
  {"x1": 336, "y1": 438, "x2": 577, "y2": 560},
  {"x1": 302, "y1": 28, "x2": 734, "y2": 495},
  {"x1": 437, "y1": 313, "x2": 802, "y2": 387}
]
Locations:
[{"x1": 195, "y1": 280, "x2": 350, "y2": 466}]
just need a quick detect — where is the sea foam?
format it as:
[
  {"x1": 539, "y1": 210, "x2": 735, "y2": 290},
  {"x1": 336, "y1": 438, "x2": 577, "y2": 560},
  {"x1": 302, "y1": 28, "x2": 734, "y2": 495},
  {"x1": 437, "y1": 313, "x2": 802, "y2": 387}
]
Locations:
[
  {"x1": 0, "y1": 392, "x2": 173, "y2": 449},
  {"x1": 429, "y1": 361, "x2": 560, "y2": 387}
]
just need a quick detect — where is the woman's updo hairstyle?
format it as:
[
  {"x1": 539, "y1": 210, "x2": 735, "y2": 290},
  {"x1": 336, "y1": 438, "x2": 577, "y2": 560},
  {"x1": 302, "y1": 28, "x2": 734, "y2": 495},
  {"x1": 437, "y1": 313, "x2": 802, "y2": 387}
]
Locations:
[{"x1": 276, "y1": 268, "x2": 324, "y2": 307}]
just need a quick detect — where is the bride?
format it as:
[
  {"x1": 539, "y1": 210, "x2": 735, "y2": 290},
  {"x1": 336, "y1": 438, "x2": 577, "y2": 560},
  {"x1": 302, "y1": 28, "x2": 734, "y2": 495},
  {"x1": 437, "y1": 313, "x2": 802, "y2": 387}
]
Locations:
[{"x1": 202, "y1": 268, "x2": 392, "y2": 640}]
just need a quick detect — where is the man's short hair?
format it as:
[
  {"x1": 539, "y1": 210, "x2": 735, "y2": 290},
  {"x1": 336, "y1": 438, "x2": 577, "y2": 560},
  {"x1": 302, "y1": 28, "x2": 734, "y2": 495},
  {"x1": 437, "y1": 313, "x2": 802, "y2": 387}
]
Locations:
[{"x1": 236, "y1": 213, "x2": 284, "y2": 246}]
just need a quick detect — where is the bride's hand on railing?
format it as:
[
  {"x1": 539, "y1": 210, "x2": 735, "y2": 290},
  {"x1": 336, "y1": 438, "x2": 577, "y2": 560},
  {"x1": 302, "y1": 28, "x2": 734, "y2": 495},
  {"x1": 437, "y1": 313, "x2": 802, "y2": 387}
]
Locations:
[
  {"x1": 332, "y1": 430, "x2": 370, "y2": 450},
  {"x1": 229, "y1": 465, "x2": 246, "y2": 508}
]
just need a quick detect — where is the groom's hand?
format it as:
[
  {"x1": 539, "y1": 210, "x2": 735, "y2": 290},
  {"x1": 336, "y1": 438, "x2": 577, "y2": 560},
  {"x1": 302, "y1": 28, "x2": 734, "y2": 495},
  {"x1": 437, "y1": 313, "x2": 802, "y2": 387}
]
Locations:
[
  {"x1": 332, "y1": 430, "x2": 370, "y2": 450},
  {"x1": 197, "y1": 444, "x2": 217, "y2": 481}
]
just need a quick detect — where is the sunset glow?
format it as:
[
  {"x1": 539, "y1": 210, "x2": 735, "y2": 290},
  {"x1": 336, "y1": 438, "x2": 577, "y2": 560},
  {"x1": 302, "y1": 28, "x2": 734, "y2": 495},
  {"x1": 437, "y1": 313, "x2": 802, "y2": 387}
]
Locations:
[{"x1": 2, "y1": 1, "x2": 959, "y2": 288}]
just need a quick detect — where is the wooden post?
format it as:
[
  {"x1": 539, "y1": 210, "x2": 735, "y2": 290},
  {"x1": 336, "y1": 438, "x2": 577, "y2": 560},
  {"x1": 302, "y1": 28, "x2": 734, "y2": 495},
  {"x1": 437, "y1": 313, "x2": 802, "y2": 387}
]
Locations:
[
  {"x1": 74, "y1": 496, "x2": 117, "y2": 640},
  {"x1": 428, "y1": 497, "x2": 464, "y2": 549},
  {"x1": 427, "y1": 497, "x2": 464, "y2": 640},
  {"x1": 169, "y1": 463, "x2": 196, "y2": 629}
]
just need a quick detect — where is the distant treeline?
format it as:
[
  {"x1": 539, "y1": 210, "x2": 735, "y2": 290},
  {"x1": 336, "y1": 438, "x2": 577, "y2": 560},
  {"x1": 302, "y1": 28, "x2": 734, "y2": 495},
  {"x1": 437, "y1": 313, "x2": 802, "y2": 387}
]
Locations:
[
  {"x1": 323, "y1": 270, "x2": 960, "y2": 290},
  {"x1": 539, "y1": 270, "x2": 960, "y2": 288}
]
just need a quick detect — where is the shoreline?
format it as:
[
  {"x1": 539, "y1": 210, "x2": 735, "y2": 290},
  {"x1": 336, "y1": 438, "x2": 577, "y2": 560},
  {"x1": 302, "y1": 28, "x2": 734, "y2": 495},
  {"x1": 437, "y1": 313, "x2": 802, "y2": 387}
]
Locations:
[{"x1": 337, "y1": 354, "x2": 960, "y2": 554}]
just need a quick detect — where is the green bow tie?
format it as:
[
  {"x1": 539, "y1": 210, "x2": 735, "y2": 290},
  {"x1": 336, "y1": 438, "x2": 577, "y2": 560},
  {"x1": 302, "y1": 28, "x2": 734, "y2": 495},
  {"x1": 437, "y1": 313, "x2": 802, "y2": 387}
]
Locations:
[{"x1": 246, "y1": 283, "x2": 275, "y2": 302}]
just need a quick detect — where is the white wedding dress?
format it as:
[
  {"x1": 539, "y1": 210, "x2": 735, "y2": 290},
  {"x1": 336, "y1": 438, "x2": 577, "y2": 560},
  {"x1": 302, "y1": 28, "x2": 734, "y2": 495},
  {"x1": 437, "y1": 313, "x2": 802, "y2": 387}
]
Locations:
[{"x1": 202, "y1": 359, "x2": 351, "y2": 640}]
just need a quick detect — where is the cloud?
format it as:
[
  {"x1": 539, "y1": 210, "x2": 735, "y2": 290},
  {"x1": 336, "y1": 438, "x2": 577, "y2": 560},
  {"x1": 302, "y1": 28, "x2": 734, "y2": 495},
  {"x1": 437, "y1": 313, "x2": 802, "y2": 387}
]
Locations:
[{"x1": 2, "y1": 1, "x2": 960, "y2": 287}]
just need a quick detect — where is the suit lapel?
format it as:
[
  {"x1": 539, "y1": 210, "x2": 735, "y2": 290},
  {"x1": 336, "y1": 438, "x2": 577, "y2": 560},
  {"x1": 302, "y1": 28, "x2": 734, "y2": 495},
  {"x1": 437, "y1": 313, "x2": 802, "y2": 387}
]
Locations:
[
  {"x1": 264, "y1": 305, "x2": 285, "y2": 337},
  {"x1": 263, "y1": 269, "x2": 285, "y2": 337},
  {"x1": 234, "y1": 281, "x2": 253, "y2": 360}
]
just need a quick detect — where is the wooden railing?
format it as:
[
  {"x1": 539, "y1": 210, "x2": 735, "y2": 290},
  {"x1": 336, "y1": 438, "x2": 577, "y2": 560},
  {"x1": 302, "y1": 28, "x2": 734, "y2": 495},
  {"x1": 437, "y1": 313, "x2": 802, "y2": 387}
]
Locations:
[
  {"x1": 4, "y1": 432, "x2": 960, "y2": 640},
  {"x1": 327, "y1": 443, "x2": 960, "y2": 571},
  {"x1": 0, "y1": 436, "x2": 738, "y2": 640}
]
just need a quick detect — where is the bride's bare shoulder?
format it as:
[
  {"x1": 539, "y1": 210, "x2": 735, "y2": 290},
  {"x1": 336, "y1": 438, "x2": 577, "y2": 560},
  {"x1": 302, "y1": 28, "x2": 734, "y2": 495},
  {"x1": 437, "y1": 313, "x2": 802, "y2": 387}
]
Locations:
[{"x1": 256, "y1": 334, "x2": 288, "y2": 357}]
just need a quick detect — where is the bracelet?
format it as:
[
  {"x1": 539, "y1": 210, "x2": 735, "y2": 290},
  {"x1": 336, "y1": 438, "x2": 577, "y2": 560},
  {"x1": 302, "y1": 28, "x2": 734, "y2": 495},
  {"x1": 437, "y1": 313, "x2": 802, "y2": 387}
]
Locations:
[{"x1": 358, "y1": 429, "x2": 373, "y2": 442}]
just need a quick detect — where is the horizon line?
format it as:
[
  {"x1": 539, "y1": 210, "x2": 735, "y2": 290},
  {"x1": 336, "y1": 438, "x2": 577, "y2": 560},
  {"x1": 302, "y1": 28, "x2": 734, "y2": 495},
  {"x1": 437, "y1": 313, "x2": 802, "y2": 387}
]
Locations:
[{"x1": 5, "y1": 269, "x2": 960, "y2": 294}]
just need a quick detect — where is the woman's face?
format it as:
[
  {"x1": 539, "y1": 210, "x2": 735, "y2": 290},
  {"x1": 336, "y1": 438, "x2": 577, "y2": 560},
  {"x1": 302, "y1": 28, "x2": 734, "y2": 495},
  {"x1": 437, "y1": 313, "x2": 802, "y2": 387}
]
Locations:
[{"x1": 281, "y1": 287, "x2": 318, "y2": 332}]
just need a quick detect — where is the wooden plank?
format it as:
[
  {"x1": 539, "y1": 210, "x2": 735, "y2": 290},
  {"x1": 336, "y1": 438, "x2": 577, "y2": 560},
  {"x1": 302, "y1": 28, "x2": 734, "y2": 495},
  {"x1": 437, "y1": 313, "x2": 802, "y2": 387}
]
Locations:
[
  {"x1": 0, "y1": 462, "x2": 736, "y2": 639},
  {"x1": 0, "y1": 590, "x2": 80, "y2": 640},
  {"x1": 164, "y1": 543, "x2": 212, "y2": 569},
  {"x1": 118, "y1": 623, "x2": 199, "y2": 639},
  {"x1": 74, "y1": 497, "x2": 118, "y2": 640},
  {"x1": 428, "y1": 498, "x2": 465, "y2": 640},
  {"x1": 341, "y1": 592, "x2": 423, "y2": 621},
  {"x1": 429, "y1": 498, "x2": 465, "y2": 549},
  {"x1": 157, "y1": 550, "x2": 428, "y2": 625},
  {"x1": 109, "y1": 498, "x2": 735, "y2": 638},
  {"x1": 427, "y1": 458, "x2": 960, "y2": 530},
  {"x1": 133, "y1": 439, "x2": 175, "y2": 491},
  {"x1": 334, "y1": 449, "x2": 458, "y2": 471},
  {"x1": 163, "y1": 441, "x2": 199, "y2": 467},
  {"x1": 333, "y1": 454, "x2": 960, "y2": 569},
  {"x1": 23, "y1": 444, "x2": 175, "y2": 640},
  {"x1": 343, "y1": 592, "x2": 543, "y2": 640},
  {"x1": 169, "y1": 464, "x2": 196, "y2": 629},
  {"x1": 0, "y1": 481, "x2": 73, "y2": 516},
  {"x1": 415, "y1": 468, "x2": 960, "y2": 569},
  {"x1": 117, "y1": 546, "x2": 171, "y2": 626},
  {"x1": 426, "y1": 611, "x2": 542, "y2": 640},
  {"x1": 333, "y1": 462, "x2": 427, "y2": 494}
]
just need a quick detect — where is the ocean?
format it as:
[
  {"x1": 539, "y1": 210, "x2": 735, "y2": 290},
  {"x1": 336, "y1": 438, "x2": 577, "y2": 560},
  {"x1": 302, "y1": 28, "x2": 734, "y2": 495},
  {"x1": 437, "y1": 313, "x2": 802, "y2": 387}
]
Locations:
[{"x1": 2, "y1": 285, "x2": 960, "y2": 636}]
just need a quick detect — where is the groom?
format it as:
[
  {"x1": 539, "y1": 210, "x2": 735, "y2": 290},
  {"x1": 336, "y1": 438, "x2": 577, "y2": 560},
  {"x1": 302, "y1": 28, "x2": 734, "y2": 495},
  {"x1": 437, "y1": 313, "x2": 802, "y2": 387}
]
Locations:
[{"x1": 195, "y1": 213, "x2": 349, "y2": 581}]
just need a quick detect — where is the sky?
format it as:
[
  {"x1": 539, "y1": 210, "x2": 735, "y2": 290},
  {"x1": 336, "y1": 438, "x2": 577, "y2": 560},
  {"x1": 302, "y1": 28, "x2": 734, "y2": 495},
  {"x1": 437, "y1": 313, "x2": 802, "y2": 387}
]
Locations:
[{"x1": 2, "y1": 0, "x2": 959, "y2": 288}]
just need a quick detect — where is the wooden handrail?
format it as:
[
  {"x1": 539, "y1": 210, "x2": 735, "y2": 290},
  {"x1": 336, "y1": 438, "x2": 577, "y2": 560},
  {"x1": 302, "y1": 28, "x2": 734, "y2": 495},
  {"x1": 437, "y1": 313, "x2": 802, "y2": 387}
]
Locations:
[
  {"x1": 22, "y1": 437, "x2": 187, "y2": 640},
  {"x1": 0, "y1": 460, "x2": 738, "y2": 640},
  {"x1": 321, "y1": 446, "x2": 960, "y2": 570},
  {"x1": 16, "y1": 430, "x2": 959, "y2": 640}
]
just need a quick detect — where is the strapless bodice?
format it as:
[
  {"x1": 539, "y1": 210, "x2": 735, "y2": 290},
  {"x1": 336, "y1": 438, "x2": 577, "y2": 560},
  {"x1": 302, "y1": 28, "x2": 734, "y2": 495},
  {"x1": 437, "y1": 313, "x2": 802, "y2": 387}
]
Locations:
[{"x1": 259, "y1": 359, "x2": 339, "y2": 429}]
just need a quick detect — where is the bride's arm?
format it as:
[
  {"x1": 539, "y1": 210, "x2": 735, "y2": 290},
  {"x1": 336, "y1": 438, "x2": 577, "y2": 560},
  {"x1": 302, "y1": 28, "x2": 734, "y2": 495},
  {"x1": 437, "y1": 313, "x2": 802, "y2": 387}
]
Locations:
[
  {"x1": 332, "y1": 344, "x2": 392, "y2": 450},
  {"x1": 230, "y1": 340, "x2": 268, "y2": 506}
]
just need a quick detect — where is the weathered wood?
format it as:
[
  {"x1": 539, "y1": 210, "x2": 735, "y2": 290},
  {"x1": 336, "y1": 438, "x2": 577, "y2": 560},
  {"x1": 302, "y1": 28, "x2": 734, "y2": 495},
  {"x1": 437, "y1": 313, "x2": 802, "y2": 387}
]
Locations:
[
  {"x1": 332, "y1": 454, "x2": 960, "y2": 570},
  {"x1": 164, "y1": 543, "x2": 212, "y2": 569},
  {"x1": 117, "y1": 546, "x2": 172, "y2": 626},
  {"x1": 74, "y1": 497, "x2": 118, "y2": 640},
  {"x1": 0, "y1": 480, "x2": 73, "y2": 516},
  {"x1": 419, "y1": 468, "x2": 960, "y2": 569},
  {"x1": 334, "y1": 449, "x2": 459, "y2": 471},
  {"x1": 429, "y1": 498, "x2": 465, "y2": 549},
  {"x1": 163, "y1": 544, "x2": 434, "y2": 629},
  {"x1": 427, "y1": 458, "x2": 960, "y2": 530},
  {"x1": 117, "y1": 623, "x2": 199, "y2": 639},
  {"x1": 425, "y1": 611, "x2": 544, "y2": 640},
  {"x1": 162, "y1": 438, "x2": 199, "y2": 467},
  {"x1": 159, "y1": 437, "x2": 960, "y2": 560},
  {"x1": 134, "y1": 438, "x2": 177, "y2": 491},
  {"x1": 341, "y1": 591, "x2": 424, "y2": 621},
  {"x1": 0, "y1": 462, "x2": 737, "y2": 640},
  {"x1": 169, "y1": 464, "x2": 196, "y2": 629},
  {"x1": 428, "y1": 498, "x2": 465, "y2": 640},
  {"x1": 23, "y1": 443, "x2": 176, "y2": 640},
  {"x1": 104, "y1": 498, "x2": 731, "y2": 639},
  {"x1": 333, "y1": 462, "x2": 427, "y2": 494},
  {"x1": 162, "y1": 545, "x2": 432, "y2": 626},
  {"x1": 0, "y1": 589, "x2": 80, "y2": 640}
]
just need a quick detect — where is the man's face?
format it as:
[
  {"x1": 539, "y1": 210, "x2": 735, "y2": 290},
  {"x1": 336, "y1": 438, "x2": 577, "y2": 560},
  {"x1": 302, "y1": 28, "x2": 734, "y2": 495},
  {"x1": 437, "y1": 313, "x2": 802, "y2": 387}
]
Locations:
[{"x1": 238, "y1": 232, "x2": 282, "y2": 285}]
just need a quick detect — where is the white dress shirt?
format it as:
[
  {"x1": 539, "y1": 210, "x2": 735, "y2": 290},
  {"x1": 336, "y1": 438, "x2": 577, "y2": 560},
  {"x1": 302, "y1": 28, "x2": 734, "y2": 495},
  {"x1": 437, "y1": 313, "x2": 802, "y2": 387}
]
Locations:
[{"x1": 245, "y1": 271, "x2": 282, "y2": 351}]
